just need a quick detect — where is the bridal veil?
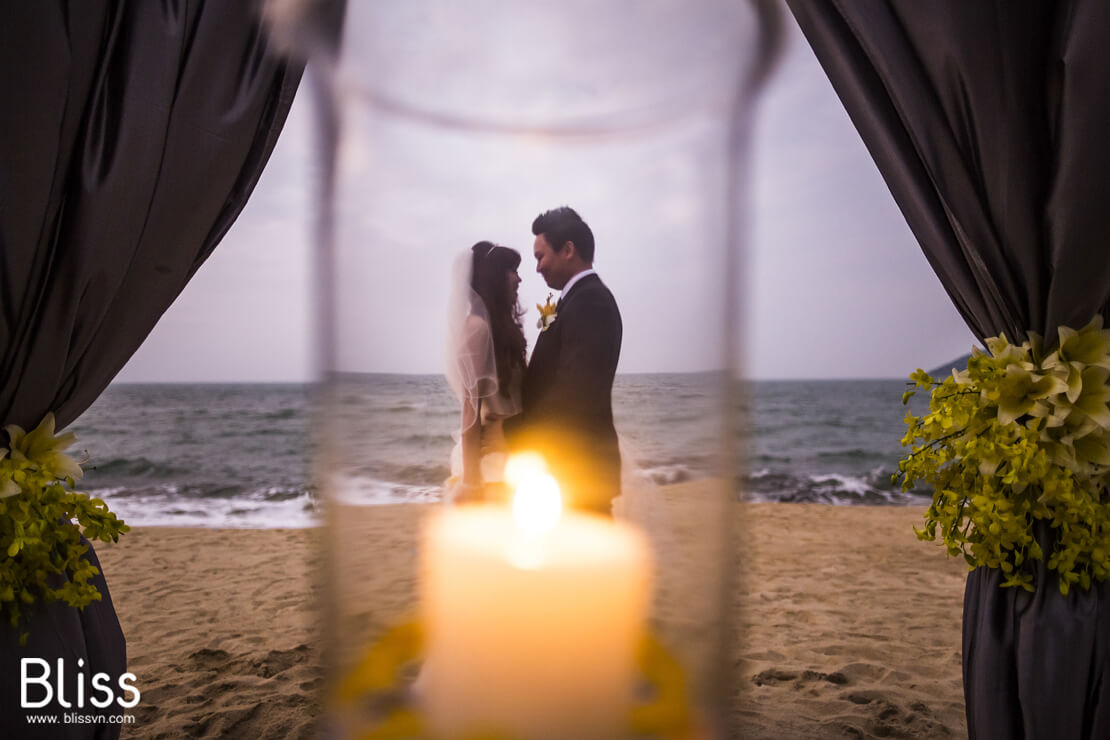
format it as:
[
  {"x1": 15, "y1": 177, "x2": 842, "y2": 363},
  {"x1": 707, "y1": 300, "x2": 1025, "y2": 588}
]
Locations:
[{"x1": 445, "y1": 251, "x2": 499, "y2": 433}]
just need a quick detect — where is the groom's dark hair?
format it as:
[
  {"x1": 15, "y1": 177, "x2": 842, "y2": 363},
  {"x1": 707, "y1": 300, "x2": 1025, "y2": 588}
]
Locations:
[{"x1": 532, "y1": 206, "x2": 595, "y2": 264}]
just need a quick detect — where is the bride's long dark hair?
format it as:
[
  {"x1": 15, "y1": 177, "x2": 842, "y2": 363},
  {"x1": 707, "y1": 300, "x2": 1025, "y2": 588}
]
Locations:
[{"x1": 471, "y1": 241, "x2": 526, "y2": 396}]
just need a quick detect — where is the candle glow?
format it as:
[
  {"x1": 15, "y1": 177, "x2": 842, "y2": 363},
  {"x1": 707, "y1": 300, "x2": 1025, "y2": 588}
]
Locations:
[
  {"x1": 419, "y1": 451, "x2": 654, "y2": 738},
  {"x1": 507, "y1": 452, "x2": 562, "y2": 536}
]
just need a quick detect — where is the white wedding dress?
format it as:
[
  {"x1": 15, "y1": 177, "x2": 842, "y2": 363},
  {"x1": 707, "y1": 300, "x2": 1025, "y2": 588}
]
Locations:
[
  {"x1": 443, "y1": 254, "x2": 522, "y2": 501},
  {"x1": 447, "y1": 353, "x2": 521, "y2": 491}
]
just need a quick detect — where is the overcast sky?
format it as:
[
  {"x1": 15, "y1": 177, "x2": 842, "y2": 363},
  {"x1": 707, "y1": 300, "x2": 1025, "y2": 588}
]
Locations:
[{"x1": 115, "y1": 5, "x2": 975, "y2": 383}]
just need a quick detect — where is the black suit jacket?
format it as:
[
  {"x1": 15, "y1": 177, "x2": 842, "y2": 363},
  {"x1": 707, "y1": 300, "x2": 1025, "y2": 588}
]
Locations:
[{"x1": 507, "y1": 273, "x2": 622, "y2": 512}]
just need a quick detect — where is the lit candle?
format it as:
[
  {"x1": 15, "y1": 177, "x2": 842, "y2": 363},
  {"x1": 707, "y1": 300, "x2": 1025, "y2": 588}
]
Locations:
[{"x1": 420, "y1": 454, "x2": 653, "y2": 739}]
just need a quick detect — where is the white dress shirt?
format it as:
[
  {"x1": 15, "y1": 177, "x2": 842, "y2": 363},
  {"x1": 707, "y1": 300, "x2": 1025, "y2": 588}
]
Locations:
[{"x1": 560, "y1": 268, "x2": 597, "y2": 302}]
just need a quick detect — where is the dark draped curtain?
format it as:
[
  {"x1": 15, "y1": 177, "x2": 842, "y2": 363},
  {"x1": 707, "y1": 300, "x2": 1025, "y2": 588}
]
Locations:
[
  {"x1": 785, "y1": 1, "x2": 1110, "y2": 738},
  {"x1": 0, "y1": 2, "x2": 307, "y2": 736}
]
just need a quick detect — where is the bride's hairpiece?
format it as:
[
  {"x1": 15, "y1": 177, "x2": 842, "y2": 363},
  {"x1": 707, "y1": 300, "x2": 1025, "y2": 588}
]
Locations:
[{"x1": 486, "y1": 244, "x2": 497, "y2": 259}]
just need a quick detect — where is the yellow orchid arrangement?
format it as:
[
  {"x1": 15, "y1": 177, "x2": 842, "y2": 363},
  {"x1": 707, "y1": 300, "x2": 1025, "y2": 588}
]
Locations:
[
  {"x1": 334, "y1": 620, "x2": 693, "y2": 739},
  {"x1": 897, "y1": 317, "x2": 1110, "y2": 594},
  {"x1": 536, "y1": 293, "x2": 557, "y2": 332},
  {"x1": 0, "y1": 413, "x2": 128, "y2": 635}
]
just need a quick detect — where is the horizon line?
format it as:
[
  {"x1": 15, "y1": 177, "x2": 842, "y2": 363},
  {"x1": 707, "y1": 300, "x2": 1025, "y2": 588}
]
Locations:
[{"x1": 109, "y1": 373, "x2": 917, "y2": 385}]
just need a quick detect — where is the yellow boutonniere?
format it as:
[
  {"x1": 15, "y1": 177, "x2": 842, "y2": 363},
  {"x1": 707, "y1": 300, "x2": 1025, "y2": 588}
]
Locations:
[{"x1": 537, "y1": 293, "x2": 557, "y2": 332}]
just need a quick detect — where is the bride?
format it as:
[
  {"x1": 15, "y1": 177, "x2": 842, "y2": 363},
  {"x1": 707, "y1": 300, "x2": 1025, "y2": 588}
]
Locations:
[{"x1": 444, "y1": 241, "x2": 526, "y2": 504}]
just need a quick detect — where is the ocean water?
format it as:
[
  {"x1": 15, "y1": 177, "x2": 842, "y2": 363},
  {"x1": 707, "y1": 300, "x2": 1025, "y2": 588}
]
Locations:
[{"x1": 67, "y1": 376, "x2": 930, "y2": 528}]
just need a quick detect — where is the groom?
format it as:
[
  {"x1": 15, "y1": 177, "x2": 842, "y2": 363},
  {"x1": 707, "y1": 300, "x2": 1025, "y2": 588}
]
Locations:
[{"x1": 505, "y1": 206, "x2": 623, "y2": 515}]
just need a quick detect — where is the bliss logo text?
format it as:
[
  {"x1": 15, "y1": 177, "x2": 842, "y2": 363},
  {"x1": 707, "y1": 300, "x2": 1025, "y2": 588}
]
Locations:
[{"x1": 21, "y1": 658, "x2": 140, "y2": 709}]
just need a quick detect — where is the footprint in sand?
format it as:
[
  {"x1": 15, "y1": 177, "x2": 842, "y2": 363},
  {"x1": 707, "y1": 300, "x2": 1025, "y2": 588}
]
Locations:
[
  {"x1": 751, "y1": 668, "x2": 849, "y2": 688},
  {"x1": 833, "y1": 692, "x2": 954, "y2": 739},
  {"x1": 188, "y1": 648, "x2": 232, "y2": 670},
  {"x1": 245, "y1": 645, "x2": 314, "y2": 678}
]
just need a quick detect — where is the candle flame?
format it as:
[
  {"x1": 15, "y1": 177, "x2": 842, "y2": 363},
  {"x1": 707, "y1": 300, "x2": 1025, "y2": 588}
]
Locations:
[{"x1": 505, "y1": 453, "x2": 562, "y2": 535}]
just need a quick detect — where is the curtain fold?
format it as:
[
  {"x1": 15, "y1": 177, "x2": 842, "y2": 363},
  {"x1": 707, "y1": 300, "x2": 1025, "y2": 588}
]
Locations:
[
  {"x1": 0, "y1": 2, "x2": 308, "y2": 736},
  {"x1": 1, "y1": 1, "x2": 304, "y2": 433},
  {"x1": 786, "y1": 0, "x2": 1110, "y2": 348},
  {"x1": 786, "y1": 1, "x2": 1110, "y2": 737},
  {"x1": 963, "y1": 542, "x2": 1110, "y2": 739}
]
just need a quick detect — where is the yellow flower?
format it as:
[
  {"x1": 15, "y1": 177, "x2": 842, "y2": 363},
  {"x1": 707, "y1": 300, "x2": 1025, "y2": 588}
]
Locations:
[
  {"x1": 0, "y1": 449, "x2": 18, "y2": 498},
  {"x1": 985, "y1": 334, "x2": 1034, "y2": 368},
  {"x1": 989, "y1": 365, "x2": 1067, "y2": 425},
  {"x1": 1074, "y1": 434, "x2": 1110, "y2": 467},
  {"x1": 900, "y1": 318, "x2": 1110, "y2": 596},
  {"x1": 536, "y1": 292, "x2": 557, "y2": 332},
  {"x1": 1050, "y1": 316, "x2": 1110, "y2": 369},
  {"x1": 1067, "y1": 366, "x2": 1110, "y2": 430},
  {"x1": 4, "y1": 412, "x2": 83, "y2": 481}
]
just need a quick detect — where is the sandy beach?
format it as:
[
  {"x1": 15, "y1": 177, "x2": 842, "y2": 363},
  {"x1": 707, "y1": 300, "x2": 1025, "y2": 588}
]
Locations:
[{"x1": 95, "y1": 486, "x2": 969, "y2": 739}]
